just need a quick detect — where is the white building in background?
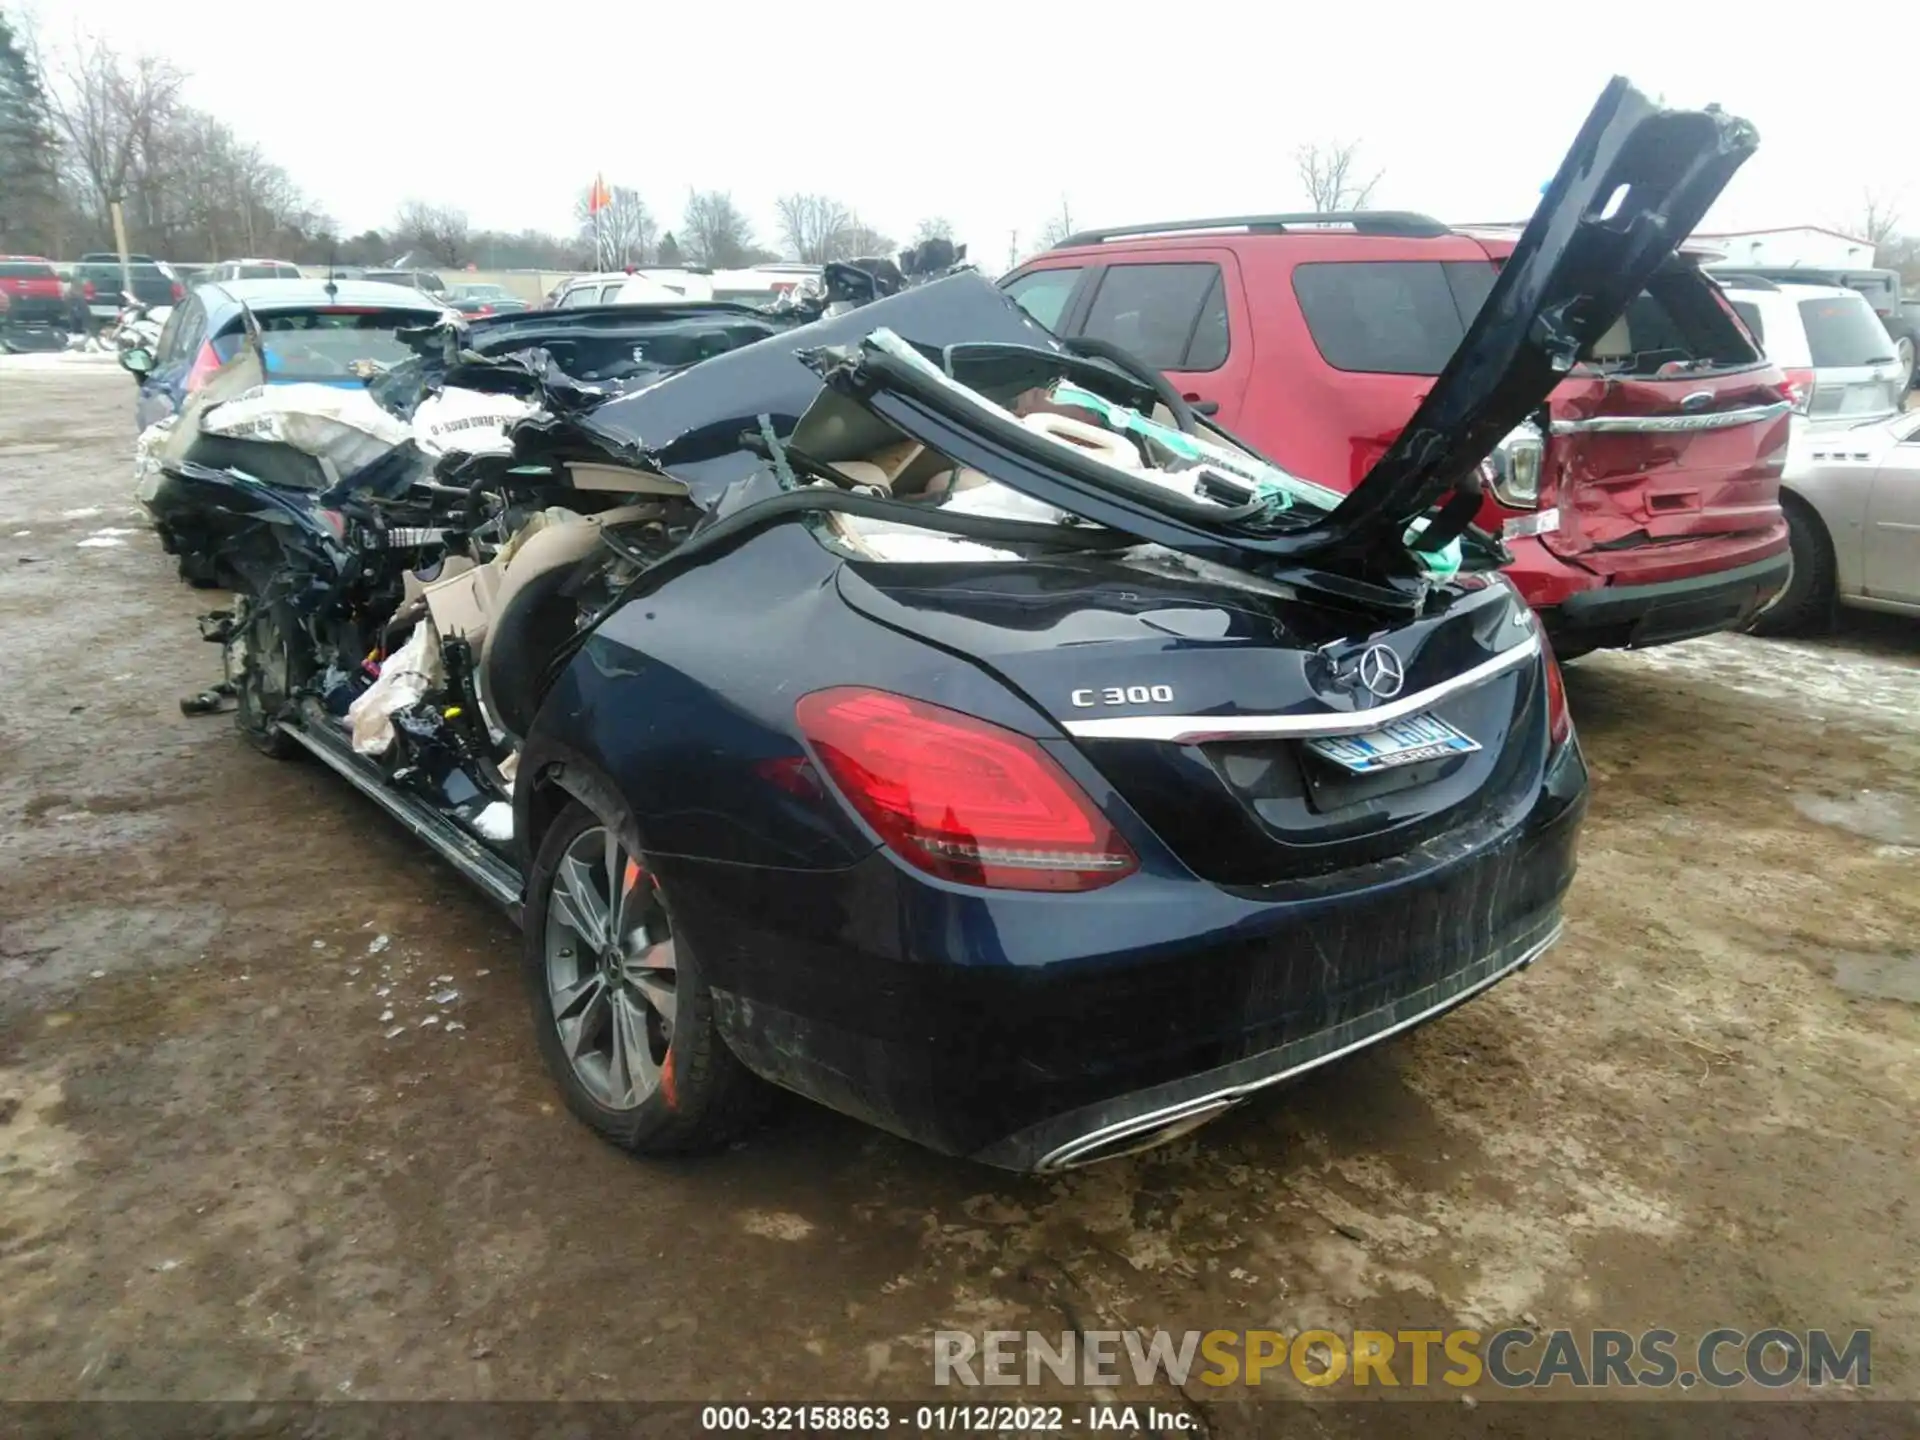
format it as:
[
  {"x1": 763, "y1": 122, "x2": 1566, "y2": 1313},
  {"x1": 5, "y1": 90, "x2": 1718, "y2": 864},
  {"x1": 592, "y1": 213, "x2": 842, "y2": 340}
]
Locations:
[{"x1": 1688, "y1": 226, "x2": 1877, "y2": 269}]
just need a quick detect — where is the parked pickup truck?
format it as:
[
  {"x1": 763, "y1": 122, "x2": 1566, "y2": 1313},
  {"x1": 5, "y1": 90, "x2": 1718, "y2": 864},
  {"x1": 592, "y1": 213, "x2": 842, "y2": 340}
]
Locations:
[
  {"x1": 0, "y1": 256, "x2": 69, "y2": 340},
  {"x1": 68, "y1": 253, "x2": 184, "y2": 327}
]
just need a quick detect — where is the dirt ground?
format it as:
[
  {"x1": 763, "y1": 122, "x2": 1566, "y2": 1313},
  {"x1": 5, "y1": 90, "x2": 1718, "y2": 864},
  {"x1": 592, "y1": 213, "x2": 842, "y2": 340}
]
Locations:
[{"x1": 1, "y1": 358, "x2": 1916, "y2": 1428}]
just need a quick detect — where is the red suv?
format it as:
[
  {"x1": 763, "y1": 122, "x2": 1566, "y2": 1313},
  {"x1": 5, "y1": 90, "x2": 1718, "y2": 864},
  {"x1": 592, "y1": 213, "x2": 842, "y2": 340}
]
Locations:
[
  {"x1": 1000, "y1": 214, "x2": 1792, "y2": 654},
  {"x1": 0, "y1": 255, "x2": 70, "y2": 342}
]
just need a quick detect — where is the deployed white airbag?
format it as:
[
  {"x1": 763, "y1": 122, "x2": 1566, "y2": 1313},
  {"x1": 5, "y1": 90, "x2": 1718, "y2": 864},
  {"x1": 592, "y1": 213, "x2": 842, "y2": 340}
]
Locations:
[
  {"x1": 410, "y1": 386, "x2": 545, "y2": 458},
  {"x1": 347, "y1": 621, "x2": 443, "y2": 756},
  {"x1": 200, "y1": 383, "x2": 413, "y2": 476}
]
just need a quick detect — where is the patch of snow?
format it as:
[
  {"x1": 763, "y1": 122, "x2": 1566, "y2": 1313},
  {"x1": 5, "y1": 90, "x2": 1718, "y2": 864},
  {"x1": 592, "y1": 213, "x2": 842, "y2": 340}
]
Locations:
[{"x1": 1602, "y1": 633, "x2": 1920, "y2": 738}]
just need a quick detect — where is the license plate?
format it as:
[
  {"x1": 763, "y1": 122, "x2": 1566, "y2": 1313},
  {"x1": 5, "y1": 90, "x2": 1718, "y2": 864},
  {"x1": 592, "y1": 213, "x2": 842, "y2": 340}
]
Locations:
[{"x1": 1304, "y1": 713, "x2": 1480, "y2": 774}]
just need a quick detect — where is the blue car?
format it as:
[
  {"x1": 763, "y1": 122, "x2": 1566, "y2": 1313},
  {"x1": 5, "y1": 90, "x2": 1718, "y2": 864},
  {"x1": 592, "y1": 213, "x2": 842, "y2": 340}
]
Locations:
[{"x1": 131, "y1": 279, "x2": 451, "y2": 431}]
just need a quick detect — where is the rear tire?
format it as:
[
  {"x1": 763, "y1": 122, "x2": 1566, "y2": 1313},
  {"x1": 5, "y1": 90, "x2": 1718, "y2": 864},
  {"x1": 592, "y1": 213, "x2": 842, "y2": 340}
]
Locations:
[
  {"x1": 523, "y1": 799, "x2": 765, "y2": 1156},
  {"x1": 1747, "y1": 499, "x2": 1833, "y2": 637}
]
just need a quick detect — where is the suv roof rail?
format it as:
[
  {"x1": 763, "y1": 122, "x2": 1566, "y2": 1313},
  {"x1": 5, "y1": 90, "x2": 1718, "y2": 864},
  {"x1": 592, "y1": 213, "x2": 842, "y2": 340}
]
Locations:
[
  {"x1": 1705, "y1": 270, "x2": 1782, "y2": 291},
  {"x1": 1054, "y1": 211, "x2": 1452, "y2": 247}
]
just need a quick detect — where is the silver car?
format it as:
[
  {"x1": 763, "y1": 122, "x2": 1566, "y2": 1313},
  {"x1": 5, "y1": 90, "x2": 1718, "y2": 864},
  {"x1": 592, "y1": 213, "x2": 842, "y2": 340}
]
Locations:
[
  {"x1": 1753, "y1": 408, "x2": 1920, "y2": 632},
  {"x1": 1718, "y1": 279, "x2": 1907, "y2": 429}
]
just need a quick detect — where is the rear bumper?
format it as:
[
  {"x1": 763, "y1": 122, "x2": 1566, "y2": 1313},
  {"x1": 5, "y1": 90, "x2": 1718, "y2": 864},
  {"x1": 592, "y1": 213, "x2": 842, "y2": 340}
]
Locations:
[
  {"x1": 1546, "y1": 551, "x2": 1789, "y2": 650},
  {"x1": 988, "y1": 913, "x2": 1564, "y2": 1170},
  {"x1": 662, "y1": 740, "x2": 1587, "y2": 1170},
  {"x1": 1, "y1": 297, "x2": 67, "y2": 328}
]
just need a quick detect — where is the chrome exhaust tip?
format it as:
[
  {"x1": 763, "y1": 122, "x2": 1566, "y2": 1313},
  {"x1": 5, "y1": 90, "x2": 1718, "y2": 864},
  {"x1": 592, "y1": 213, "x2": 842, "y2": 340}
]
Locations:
[{"x1": 1037, "y1": 1098, "x2": 1239, "y2": 1172}]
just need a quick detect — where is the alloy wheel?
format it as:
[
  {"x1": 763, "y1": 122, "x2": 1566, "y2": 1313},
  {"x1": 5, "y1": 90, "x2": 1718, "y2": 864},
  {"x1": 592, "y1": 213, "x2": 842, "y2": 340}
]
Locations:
[{"x1": 542, "y1": 825, "x2": 678, "y2": 1111}]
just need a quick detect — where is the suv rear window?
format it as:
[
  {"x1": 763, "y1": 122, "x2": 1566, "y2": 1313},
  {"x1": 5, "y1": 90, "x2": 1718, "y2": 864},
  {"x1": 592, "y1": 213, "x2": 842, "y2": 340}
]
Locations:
[
  {"x1": 1728, "y1": 301, "x2": 1764, "y2": 346},
  {"x1": 1291, "y1": 260, "x2": 1496, "y2": 374},
  {"x1": 1797, "y1": 296, "x2": 1896, "y2": 368},
  {"x1": 1080, "y1": 263, "x2": 1229, "y2": 372},
  {"x1": 0, "y1": 261, "x2": 56, "y2": 279},
  {"x1": 1582, "y1": 271, "x2": 1762, "y2": 375}
]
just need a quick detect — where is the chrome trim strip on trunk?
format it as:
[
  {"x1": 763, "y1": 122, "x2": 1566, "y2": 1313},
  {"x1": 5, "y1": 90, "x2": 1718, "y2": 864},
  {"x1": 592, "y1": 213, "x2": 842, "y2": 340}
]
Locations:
[
  {"x1": 1036, "y1": 921, "x2": 1565, "y2": 1172},
  {"x1": 1549, "y1": 399, "x2": 1790, "y2": 435},
  {"x1": 1060, "y1": 631, "x2": 1541, "y2": 743}
]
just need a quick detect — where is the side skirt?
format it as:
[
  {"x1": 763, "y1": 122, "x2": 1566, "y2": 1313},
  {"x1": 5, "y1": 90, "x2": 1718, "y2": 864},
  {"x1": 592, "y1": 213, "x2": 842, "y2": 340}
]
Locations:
[{"x1": 278, "y1": 719, "x2": 525, "y2": 920}]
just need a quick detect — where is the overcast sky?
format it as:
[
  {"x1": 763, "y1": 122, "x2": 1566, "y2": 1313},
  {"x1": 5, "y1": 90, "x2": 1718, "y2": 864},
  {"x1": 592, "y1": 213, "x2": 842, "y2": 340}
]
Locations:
[{"x1": 29, "y1": 2, "x2": 1909, "y2": 268}]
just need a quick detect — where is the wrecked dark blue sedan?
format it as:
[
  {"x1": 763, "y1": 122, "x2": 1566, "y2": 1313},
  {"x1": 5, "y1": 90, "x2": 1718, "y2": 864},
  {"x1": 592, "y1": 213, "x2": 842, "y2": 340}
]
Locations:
[{"x1": 153, "y1": 80, "x2": 1754, "y2": 1170}]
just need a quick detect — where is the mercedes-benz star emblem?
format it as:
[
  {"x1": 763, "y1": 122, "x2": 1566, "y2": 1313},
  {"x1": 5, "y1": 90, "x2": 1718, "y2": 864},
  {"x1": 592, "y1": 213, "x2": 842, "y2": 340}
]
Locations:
[{"x1": 1356, "y1": 644, "x2": 1405, "y2": 700}]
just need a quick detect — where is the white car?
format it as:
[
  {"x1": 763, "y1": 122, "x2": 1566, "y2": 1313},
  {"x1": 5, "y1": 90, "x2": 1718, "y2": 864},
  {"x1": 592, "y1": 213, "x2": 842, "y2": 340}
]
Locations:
[
  {"x1": 1715, "y1": 278, "x2": 1907, "y2": 429},
  {"x1": 553, "y1": 267, "x2": 816, "y2": 310},
  {"x1": 1752, "y1": 408, "x2": 1920, "y2": 632}
]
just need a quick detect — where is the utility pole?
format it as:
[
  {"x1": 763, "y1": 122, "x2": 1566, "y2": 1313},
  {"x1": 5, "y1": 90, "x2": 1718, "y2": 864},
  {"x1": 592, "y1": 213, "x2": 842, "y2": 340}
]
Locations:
[
  {"x1": 1008, "y1": 229, "x2": 1018, "y2": 271},
  {"x1": 109, "y1": 196, "x2": 132, "y2": 303}
]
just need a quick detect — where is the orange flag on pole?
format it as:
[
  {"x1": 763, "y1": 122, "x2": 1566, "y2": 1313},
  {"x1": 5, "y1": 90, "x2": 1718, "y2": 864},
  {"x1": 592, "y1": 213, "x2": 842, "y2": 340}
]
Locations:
[{"x1": 588, "y1": 175, "x2": 612, "y2": 215}]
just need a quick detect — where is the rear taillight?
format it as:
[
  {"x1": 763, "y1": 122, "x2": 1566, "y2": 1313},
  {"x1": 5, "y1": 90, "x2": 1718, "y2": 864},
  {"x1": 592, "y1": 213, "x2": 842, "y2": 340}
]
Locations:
[
  {"x1": 1781, "y1": 368, "x2": 1816, "y2": 415},
  {"x1": 1543, "y1": 644, "x2": 1573, "y2": 748},
  {"x1": 82, "y1": 280, "x2": 96, "y2": 301},
  {"x1": 795, "y1": 687, "x2": 1138, "y2": 891},
  {"x1": 184, "y1": 341, "x2": 222, "y2": 393},
  {"x1": 170, "y1": 282, "x2": 184, "y2": 301}
]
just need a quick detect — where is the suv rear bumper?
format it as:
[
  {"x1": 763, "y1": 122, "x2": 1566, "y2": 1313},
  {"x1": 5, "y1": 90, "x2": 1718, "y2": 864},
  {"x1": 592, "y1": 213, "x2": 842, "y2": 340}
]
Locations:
[
  {"x1": 1545, "y1": 552, "x2": 1789, "y2": 650},
  {"x1": 1503, "y1": 530, "x2": 1789, "y2": 652}
]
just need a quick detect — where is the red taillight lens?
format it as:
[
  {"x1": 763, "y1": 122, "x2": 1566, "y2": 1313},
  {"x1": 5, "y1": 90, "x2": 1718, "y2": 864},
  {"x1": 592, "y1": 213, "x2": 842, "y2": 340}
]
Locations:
[
  {"x1": 1543, "y1": 645, "x2": 1572, "y2": 748},
  {"x1": 795, "y1": 687, "x2": 1138, "y2": 891},
  {"x1": 83, "y1": 280, "x2": 96, "y2": 301},
  {"x1": 184, "y1": 341, "x2": 222, "y2": 393},
  {"x1": 1781, "y1": 368, "x2": 1815, "y2": 415},
  {"x1": 170, "y1": 282, "x2": 184, "y2": 301}
]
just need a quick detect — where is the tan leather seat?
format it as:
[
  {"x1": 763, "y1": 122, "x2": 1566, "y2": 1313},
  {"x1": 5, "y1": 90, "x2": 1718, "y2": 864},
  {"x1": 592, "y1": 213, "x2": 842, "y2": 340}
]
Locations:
[{"x1": 478, "y1": 507, "x2": 651, "y2": 739}]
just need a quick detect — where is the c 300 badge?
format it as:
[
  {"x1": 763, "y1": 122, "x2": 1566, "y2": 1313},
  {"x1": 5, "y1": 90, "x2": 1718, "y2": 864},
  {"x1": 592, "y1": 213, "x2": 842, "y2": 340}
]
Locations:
[{"x1": 1070, "y1": 684, "x2": 1175, "y2": 708}]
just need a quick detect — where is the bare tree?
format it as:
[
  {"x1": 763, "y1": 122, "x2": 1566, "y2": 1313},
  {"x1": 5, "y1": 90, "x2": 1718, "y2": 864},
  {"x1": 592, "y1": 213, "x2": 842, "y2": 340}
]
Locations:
[
  {"x1": 840, "y1": 214, "x2": 894, "y2": 260},
  {"x1": 913, "y1": 216, "x2": 954, "y2": 245},
  {"x1": 575, "y1": 183, "x2": 654, "y2": 269},
  {"x1": 1855, "y1": 191, "x2": 1903, "y2": 256},
  {"x1": 681, "y1": 189, "x2": 755, "y2": 268},
  {"x1": 1295, "y1": 139, "x2": 1382, "y2": 212},
  {"x1": 390, "y1": 199, "x2": 469, "y2": 266},
  {"x1": 43, "y1": 36, "x2": 183, "y2": 224},
  {"x1": 776, "y1": 192, "x2": 852, "y2": 264},
  {"x1": 1037, "y1": 196, "x2": 1076, "y2": 249}
]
